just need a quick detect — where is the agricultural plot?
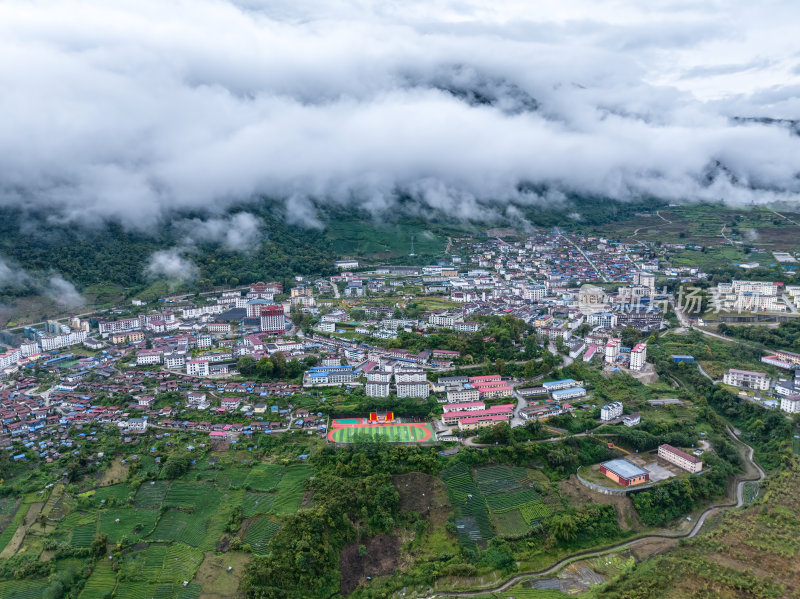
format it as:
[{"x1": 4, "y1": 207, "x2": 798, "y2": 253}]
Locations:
[
  {"x1": 92, "y1": 483, "x2": 133, "y2": 505},
  {"x1": 478, "y1": 466, "x2": 553, "y2": 531},
  {"x1": 99, "y1": 508, "x2": 158, "y2": 543},
  {"x1": 486, "y1": 489, "x2": 541, "y2": 513},
  {"x1": 120, "y1": 543, "x2": 204, "y2": 585},
  {"x1": 441, "y1": 463, "x2": 493, "y2": 551},
  {"x1": 148, "y1": 509, "x2": 209, "y2": 547},
  {"x1": 242, "y1": 492, "x2": 276, "y2": 517},
  {"x1": 0, "y1": 579, "x2": 51, "y2": 599},
  {"x1": 0, "y1": 502, "x2": 26, "y2": 553},
  {"x1": 214, "y1": 468, "x2": 250, "y2": 489},
  {"x1": 244, "y1": 464, "x2": 284, "y2": 492},
  {"x1": 70, "y1": 522, "x2": 97, "y2": 548},
  {"x1": 272, "y1": 465, "x2": 312, "y2": 515},
  {"x1": 244, "y1": 516, "x2": 281, "y2": 555},
  {"x1": 164, "y1": 481, "x2": 218, "y2": 509},
  {"x1": 135, "y1": 481, "x2": 169, "y2": 508},
  {"x1": 79, "y1": 558, "x2": 117, "y2": 599},
  {"x1": 113, "y1": 582, "x2": 202, "y2": 599}
]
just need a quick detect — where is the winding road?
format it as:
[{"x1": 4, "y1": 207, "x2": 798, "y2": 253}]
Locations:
[{"x1": 429, "y1": 426, "x2": 764, "y2": 598}]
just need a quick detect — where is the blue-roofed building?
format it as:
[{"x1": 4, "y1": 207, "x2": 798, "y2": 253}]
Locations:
[{"x1": 672, "y1": 355, "x2": 695, "y2": 363}]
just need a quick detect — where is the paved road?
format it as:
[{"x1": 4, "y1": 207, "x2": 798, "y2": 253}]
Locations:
[{"x1": 429, "y1": 427, "x2": 764, "y2": 598}]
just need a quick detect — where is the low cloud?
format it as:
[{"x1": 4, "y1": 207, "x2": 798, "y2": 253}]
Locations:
[
  {"x1": 145, "y1": 249, "x2": 199, "y2": 283},
  {"x1": 180, "y1": 212, "x2": 265, "y2": 252},
  {"x1": 44, "y1": 276, "x2": 85, "y2": 308},
  {"x1": 0, "y1": 258, "x2": 32, "y2": 289},
  {"x1": 0, "y1": 0, "x2": 797, "y2": 230}
]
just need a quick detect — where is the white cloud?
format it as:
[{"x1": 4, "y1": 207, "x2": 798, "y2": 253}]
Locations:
[
  {"x1": 180, "y1": 212, "x2": 265, "y2": 252},
  {"x1": 145, "y1": 249, "x2": 199, "y2": 282},
  {"x1": 0, "y1": 0, "x2": 797, "y2": 229},
  {"x1": 44, "y1": 276, "x2": 84, "y2": 308},
  {"x1": 0, "y1": 258, "x2": 32, "y2": 289}
]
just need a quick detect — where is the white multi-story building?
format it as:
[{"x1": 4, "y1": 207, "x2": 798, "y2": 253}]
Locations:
[
  {"x1": 122, "y1": 418, "x2": 148, "y2": 433},
  {"x1": 630, "y1": 342, "x2": 647, "y2": 371},
  {"x1": 0, "y1": 349, "x2": 22, "y2": 370},
  {"x1": 723, "y1": 369, "x2": 771, "y2": 391},
  {"x1": 259, "y1": 305, "x2": 286, "y2": 335},
  {"x1": 367, "y1": 370, "x2": 392, "y2": 383},
  {"x1": 365, "y1": 381, "x2": 391, "y2": 398},
  {"x1": 182, "y1": 305, "x2": 225, "y2": 319},
  {"x1": 446, "y1": 386, "x2": 481, "y2": 403},
  {"x1": 600, "y1": 402, "x2": 623, "y2": 421},
  {"x1": 98, "y1": 318, "x2": 141, "y2": 337},
  {"x1": 523, "y1": 285, "x2": 547, "y2": 301},
  {"x1": 452, "y1": 321, "x2": 479, "y2": 333},
  {"x1": 604, "y1": 338, "x2": 621, "y2": 364},
  {"x1": 428, "y1": 313, "x2": 459, "y2": 328},
  {"x1": 395, "y1": 370, "x2": 427, "y2": 383},
  {"x1": 136, "y1": 350, "x2": 162, "y2": 365},
  {"x1": 589, "y1": 312, "x2": 617, "y2": 328},
  {"x1": 780, "y1": 394, "x2": 800, "y2": 414},
  {"x1": 19, "y1": 341, "x2": 41, "y2": 357},
  {"x1": 186, "y1": 359, "x2": 210, "y2": 377},
  {"x1": 40, "y1": 330, "x2": 87, "y2": 351},
  {"x1": 164, "y1": 352, "x2": 186, "y2": 369},
  {"x1": 658, "y1": 444, "x2": 702, "y2": 473},
  {"x1": 395, "y1": 381, "x2": 430, "y2": 398}
]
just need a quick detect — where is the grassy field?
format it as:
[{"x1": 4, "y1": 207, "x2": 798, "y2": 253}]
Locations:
[{"x1": 328, "y1": 423, "x2": 434, "y2": 444}]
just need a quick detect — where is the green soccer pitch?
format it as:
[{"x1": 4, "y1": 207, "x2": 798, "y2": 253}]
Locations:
[{"x1": 328, "y1": 422, "x2": 434, "y2": 444}]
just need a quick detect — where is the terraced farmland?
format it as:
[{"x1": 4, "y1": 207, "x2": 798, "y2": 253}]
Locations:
[
  {"x1": 272, "y1": 465, "x2": 311, "y2": 515},
  {"x1": 441, "y1": 462, "x2": 493, "y2": 551},
  {"x1": 244, "y1": 464, "x2": 284, "y2": 492},
  {"x1": 242, "y1": 492, "x2": 276, "y2": 517},
  {"x1": 134, "y1": 481, "x2": 169, "y2": 508},
  {"x1": 98, "y1": 507, "x2": 158, "y2": 543},
  {"x1": 79, "y1": 558, "x2": 117, "y2": 599},
  {"x1": 244, "y1": 516, "x2": 281, "y2": 555},
  {"x1": 0, "y1": 579, "x2": 52, "y2": 599}
]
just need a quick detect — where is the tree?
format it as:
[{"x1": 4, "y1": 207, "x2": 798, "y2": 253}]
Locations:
[
  {"x1": 163, "y1": 453, "x2": 191, "y2": 479},
  {"x1": 237, "y1": 356, "x2": 257, "y2": 377}
]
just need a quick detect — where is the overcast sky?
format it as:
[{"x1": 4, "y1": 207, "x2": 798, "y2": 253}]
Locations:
[{"x1": 0, "y1": 0, "x2": 798, "y2": 229}]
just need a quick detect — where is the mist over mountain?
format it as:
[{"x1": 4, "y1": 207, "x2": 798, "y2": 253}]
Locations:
[{"x1": 0, "y1": 0, "x2": 798, "y2": 235}]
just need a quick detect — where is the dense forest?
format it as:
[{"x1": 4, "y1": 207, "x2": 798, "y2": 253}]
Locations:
[{"x1": 718, "y1": 320, "x2": 800, "y2": 352}]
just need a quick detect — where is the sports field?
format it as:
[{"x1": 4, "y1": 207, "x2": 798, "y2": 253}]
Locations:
[{"x1": 328, "y1": 422, "x2": 434, "y2": 444}]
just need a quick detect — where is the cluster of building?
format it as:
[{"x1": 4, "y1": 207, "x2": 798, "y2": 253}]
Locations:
[{"x1": 599, "y1": 444, "x2": 703, "y2": 488}]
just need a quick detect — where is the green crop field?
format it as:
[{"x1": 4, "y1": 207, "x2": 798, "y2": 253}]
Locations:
[
  {"x1": 441, "y1": 462, "x2": 493, "y2": 551},
  {"x1": 134, "y1": 481, "x2": 169, "y2": 508},
  {"x1": 244, "y1": 464, "x2": 284, "y2": 492},
  {"x1": 99, "y1": 508, "x2": 158, "y2": 543},
  {"x1": 148, "y1": 509, "x2": 209, "y2": 547},
  {"x1": 79, "y1": 558, "x2": 117, "y2": 599},
  {"x1": 0, "y1": 502, "x2": 26, "y2": 553},
  {"x1": 0, "y1": 579, "x2": 52, "y2": 599},
  {"x1": 272, "y1": 464, "x2": 312, "y2": 515},
  {"x1": 242, "y1": 492, "x2": 276, "y2": 517},
  {"x1": 70, "y1": 522, "x2": 97, "y2": 548},
  {"x1": 244, "y1": 516, "x2": 281, "y2": 555},
  {"x1": 91, "y1": 483, "x2": 133, "y2": 505},
  {"x1": 329, "y1": 423, "x2": 434, "y2": 444}
]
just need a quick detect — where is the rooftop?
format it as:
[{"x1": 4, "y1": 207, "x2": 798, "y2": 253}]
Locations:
[{"x1": 601, "y1": 458, "x2": 648, "y2": 479}]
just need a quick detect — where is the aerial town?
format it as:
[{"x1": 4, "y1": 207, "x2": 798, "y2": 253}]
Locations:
[{"x1": 3, "y1": 229, "x2": 798, "y2": 473}]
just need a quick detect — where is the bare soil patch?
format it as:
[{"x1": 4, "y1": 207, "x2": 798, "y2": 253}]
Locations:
[
  {"x1": 393, "y1": 472, "x2": 435, "y2": 515},
  {"x1": 339, "y1": 534, "x2": 401, "y2": 596}
]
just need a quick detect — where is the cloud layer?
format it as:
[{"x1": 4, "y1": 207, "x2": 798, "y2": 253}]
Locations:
[{"x1": 0, "y1": 0, "x2": 799, "y2": 228}]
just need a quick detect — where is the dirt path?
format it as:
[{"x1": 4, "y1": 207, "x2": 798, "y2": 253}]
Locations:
[
  {"x1": 429, "y1": 427, "x2": 765, "y2": 598},
  {"x1": 0, "y1": 502, "x2": 44, "y2": 559}
]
